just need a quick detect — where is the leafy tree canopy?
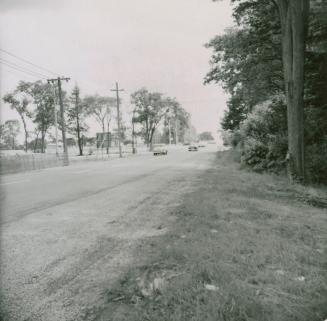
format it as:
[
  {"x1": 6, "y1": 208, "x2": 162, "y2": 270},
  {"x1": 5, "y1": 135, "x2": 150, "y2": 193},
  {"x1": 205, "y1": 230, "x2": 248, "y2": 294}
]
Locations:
[{"x1": 198, "y1": 131, "x2": 214, "y2": 141}]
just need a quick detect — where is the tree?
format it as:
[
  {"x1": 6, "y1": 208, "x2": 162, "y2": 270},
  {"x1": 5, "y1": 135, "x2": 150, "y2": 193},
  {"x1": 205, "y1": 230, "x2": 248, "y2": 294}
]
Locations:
[
  {"x1": 84, "y1": 94, "x2": 116, "y2": 153},
  {"x1": 27, "y1": 81, "x2": 55, "y2": 153},
  {"x1": 0, "y1": 123, "x2": 4, "y2": 143},
  {"x1": 210, "y1": 0, "x2": 313, "y2": 182},
  {"x1": 27, "y1": 137, "x2": 43, "y2": 152},
  {"x1": 84, "y1": 95, "x2": 116, "y2": 133},
  {"x1": 131, "y1": 88, "x2": 169, "y2": 148},
  {"x1": 164, "y1": 98, "x2": 190, "y2": 144},
  {"x1": 272, "y1": 0, "x2": 310, "y2": 181},
  {"x1": 305, "y1": 0, "x2": 327, "y2": 147},
  {"x1": 67, "y1": 86, "x2": 88, "y2": 156},
  {"x1": 199, "y1": 131, "x2": 214, "y2": 141},
  {"x1": 3, "y1": 82, "x2": 32, "y2": 152},
  {"x1": 0, "y1": 120, "x2": 20, "y2": 149},
  {"x1": 206, "y1": 1, "x2": 283, "y2": 130}
]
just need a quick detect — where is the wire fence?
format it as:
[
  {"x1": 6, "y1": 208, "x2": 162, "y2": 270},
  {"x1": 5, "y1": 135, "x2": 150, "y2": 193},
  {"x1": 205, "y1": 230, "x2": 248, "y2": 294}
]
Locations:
[
  {"x1": 0, "y1": 145, "x2": 152, "y2": 175},
  {"x1": 0, "y1": 153, "x2": 68, "y2": 175}
]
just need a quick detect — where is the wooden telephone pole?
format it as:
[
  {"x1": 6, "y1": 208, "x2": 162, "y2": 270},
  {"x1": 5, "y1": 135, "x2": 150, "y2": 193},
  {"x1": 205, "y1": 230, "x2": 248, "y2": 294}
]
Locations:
[
  {"x1": 47, "y1": 77, "x2": 70, "y2": 165},
  {"x1": 111, "y1": 82, "x2": 124, "y2": 158},
  {"x1": 49, "y1": 83, "x2": 59, "y2": 155}
]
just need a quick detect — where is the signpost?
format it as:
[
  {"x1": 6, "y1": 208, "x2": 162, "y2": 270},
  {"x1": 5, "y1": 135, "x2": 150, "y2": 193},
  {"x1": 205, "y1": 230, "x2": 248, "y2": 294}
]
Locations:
[{"x1": 96, "y1": 132, "x2": 111, "y2": 149}]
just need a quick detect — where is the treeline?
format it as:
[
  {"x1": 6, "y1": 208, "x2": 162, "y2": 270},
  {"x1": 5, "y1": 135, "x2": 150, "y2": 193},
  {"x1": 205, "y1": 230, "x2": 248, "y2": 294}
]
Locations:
[
  {"x1": 1, "y1": 81, "x2": 190, "y2": 154},
  {"x1": 131, "y1": 88, "x2": 190, "y2": 147},
  {"x1": 206, "y1": 0, "x2": 327, "y2": 184}
]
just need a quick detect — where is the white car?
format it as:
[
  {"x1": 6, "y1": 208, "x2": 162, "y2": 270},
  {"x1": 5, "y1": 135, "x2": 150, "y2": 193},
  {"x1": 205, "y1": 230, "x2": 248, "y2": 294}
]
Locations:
[{"x1": 153, "y1": 144, "x2": 168, "y2": 156}]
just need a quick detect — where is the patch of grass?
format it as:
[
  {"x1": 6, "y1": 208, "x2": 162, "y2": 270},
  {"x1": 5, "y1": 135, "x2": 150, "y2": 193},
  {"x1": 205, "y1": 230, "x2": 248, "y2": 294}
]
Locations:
[{"x1": 96, "y1": 151, "x2": 327, "y2": 321}]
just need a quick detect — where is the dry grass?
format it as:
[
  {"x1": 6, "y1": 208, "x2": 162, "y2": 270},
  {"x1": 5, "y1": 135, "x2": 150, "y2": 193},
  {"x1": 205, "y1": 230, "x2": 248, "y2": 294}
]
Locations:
[{"x1": 96, "y1": 151, "x2": 327, "y2": 321}]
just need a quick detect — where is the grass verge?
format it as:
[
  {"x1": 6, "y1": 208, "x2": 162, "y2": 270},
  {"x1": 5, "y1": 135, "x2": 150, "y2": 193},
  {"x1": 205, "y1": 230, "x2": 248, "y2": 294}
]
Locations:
[{"x1": 96, "y1": 151, "x2": 327, "y2": 321}]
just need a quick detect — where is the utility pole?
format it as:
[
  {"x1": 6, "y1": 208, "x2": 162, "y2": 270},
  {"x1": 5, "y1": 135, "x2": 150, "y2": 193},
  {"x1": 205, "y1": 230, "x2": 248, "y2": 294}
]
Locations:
[
  {"x1": 48, "y1": 77, "x2": 70, "y2": 165},
  {"x1": 106, "y1": 105, "x2": 110, "y2": 155},
  {"x1": 49, "y1": 83, "x2": 59, "y2": 156},
  {"x1": 72, "y1": 86, "x2": 83, "y2": 156},
  {"x1": 111, "y1": 82, "x2": 124, "y2": 158},
  {"x1": 132, "y1": 107, "x2": 136, "y2": 154}
]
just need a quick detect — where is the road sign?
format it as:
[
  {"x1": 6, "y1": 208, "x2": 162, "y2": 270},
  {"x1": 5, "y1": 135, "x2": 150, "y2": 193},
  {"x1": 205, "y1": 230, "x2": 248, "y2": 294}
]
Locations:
[{"x1": 96, "y1": 132, "x2": 111, "y2": 149}]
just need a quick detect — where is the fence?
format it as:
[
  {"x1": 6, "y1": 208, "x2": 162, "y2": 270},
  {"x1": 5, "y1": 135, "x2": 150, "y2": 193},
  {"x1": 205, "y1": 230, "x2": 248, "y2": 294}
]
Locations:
[{"x1": 0, "y1": 153, "x2": 68, "y2": 175}]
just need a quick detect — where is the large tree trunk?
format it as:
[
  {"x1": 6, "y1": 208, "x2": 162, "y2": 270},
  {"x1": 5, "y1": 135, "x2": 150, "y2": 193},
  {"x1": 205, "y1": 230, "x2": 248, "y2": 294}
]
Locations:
[
  {"x1": 100, "y1": 121, "x2": 106, "y2": 150},
  {"x1": 41, "y1": 131, "x2": 45, "y2": 153},
  {"x1": 149, "y1": 127, "x2": 156, "y2": 151},
  {"x1": 76, "y1": 116, "x2": 83, "y2": 156},
  {"x1": 276, "y1": 0, "x2": 309, "y2": 182},
  {"x1": 145, "y1": 118, "x2": 149, "y2": 148},
  {"x1": 75, "y1": 93, "x2": 83, "y2": 156},
  {"x1": 34, "y1": 131, "x2": 40, "y2": 153},
  {"x1": 20, "y1": 115, "x2": 28, "y2": 152},
  {"x1": 77, "y1": 123, "x2": 83, "y2": 156}
]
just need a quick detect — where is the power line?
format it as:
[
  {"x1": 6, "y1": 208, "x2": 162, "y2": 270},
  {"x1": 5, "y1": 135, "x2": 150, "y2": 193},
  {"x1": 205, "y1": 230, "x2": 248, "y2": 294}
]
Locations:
[
  {"x1": 0, "y1": 58, "x2": 49, "y2": 79},
  {"x1": 0, "y1": 48, "x2": 60, "y2": 77},
  {"x1": 0, "y1": 59, "x2": 48, "y2": 79},
  {"x1": 1, "y1": 64, "x2": 41, "y2": 80},
  {"x1": 0, "y1": 60, "x2": 47, "y2": 79}
]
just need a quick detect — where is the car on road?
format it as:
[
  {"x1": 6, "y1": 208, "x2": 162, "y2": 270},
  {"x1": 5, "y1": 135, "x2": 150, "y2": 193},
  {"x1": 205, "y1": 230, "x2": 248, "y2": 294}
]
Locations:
[
  {"x1": 188, "y1": 145, "x2": 198, "y2": 152},
  {"x1": 153, "y1": 144, "x2": 168, "y2": 156}
]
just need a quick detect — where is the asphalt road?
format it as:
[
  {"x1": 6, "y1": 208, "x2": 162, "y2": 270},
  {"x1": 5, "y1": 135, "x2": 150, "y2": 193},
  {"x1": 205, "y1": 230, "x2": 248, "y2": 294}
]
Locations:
[{"x1": 0, "y1": 146, "x2": 216, "y2": 321}]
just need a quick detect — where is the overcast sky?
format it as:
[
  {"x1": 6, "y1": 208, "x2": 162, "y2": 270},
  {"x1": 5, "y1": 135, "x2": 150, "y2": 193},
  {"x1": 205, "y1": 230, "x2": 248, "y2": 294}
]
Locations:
[{"x1": 0, "y1": 0, "x2": 233, "y2": 140}]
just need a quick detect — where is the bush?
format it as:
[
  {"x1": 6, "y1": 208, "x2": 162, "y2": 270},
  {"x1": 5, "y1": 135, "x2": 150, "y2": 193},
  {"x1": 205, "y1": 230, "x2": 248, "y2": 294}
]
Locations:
[
  {"x1": 239, "y1": 98, "x2": 287, "y2": 173},
  {"x1": 221, "y1": 130, "x2": 242, "y2": 147},
  {"x1": 241, "y1": 138, "x2": 269, "y2": 171},
  {"x1": 222, "y1": 96, "x2": 327, "y2": 183},
  {"x1": 305, "y1": 140, "x2": 327, "y2": 184}
]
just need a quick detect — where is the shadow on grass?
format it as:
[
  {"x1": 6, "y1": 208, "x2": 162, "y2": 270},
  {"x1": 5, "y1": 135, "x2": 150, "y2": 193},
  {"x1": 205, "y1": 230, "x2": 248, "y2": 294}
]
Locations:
[{"x1": 95, "y1": 151, "x2": 327, "y2": 321}]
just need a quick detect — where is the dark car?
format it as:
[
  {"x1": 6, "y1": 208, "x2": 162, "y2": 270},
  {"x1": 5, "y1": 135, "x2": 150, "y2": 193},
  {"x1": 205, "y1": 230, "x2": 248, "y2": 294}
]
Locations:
[
  {"x1": 188, "y1": 145, "x2": 198, "y2": 152},
  {"x1": 153, "y1": 144, "x2": 168, "y2": 156}
]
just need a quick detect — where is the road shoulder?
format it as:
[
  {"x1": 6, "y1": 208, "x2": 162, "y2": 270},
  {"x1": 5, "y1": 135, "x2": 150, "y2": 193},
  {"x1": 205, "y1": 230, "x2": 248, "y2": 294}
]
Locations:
[{"x1": 95, "y1": 151, "x2": 327, "y2": 321}]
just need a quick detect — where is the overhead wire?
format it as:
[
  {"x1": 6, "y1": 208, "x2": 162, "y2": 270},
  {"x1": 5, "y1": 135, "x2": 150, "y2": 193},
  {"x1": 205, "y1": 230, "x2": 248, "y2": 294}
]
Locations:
[
  {"x1": 1, "y1": 65, "x2": 40, "y2": 81},
  {"x1": 1, "y1": 61, "x2": 47, "y2": 80},
  {"x1": 0, "y1": 58, "x2": 49, "y2": 79},
  {"x1": 1, "y1": 62, "x2": 46, "y2": 79},
  {"x1": 0, "y1": 48, "x2": 60, "y2": 77},
  {"x1": 0, "y1": 49, "x2": 221, "y2": 105}
]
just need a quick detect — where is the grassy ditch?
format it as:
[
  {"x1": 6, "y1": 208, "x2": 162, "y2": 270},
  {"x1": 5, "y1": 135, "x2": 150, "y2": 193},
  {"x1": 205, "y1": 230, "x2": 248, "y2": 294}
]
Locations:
[{"x1": 96, "y1": 151, "x2": 327, "y2": 321}]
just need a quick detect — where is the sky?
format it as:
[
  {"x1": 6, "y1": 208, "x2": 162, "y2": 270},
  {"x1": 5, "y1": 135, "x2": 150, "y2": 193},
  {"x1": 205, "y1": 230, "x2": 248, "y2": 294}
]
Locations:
[{"x1": 0, "y1": 0, "x2": 234, "y2": 142}]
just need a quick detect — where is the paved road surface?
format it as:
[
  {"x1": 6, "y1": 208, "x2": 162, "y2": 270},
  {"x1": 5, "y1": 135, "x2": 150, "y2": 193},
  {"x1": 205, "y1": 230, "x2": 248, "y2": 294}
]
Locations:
[{"x1": 0, "y1": 147, "x2": 216, "y2": 321}]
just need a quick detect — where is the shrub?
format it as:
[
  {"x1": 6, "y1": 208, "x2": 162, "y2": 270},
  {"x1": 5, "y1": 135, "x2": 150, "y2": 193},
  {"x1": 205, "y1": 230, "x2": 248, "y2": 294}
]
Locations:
[
  {"x1": 239, "y1": 98, "x2": 287, "y2": 173},
  {"x1": 221, "y1": 96, "x2": 327, "y2": 183},
  {"x1": 305, "y1": 140, "x2": 327, "y2": 184},
  {"x1": 221, "y1": 130, "x2": 242, "y2": 147}
]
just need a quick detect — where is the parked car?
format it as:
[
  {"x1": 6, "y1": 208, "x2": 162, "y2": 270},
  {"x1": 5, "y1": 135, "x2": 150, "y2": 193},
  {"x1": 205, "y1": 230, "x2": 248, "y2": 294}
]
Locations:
[
  {"x1": 188, "y1": 145, "x2": 198, "y2": 152},
  {"x1": 153, "y1": 144, "x2": 168, "y2": 156}
]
